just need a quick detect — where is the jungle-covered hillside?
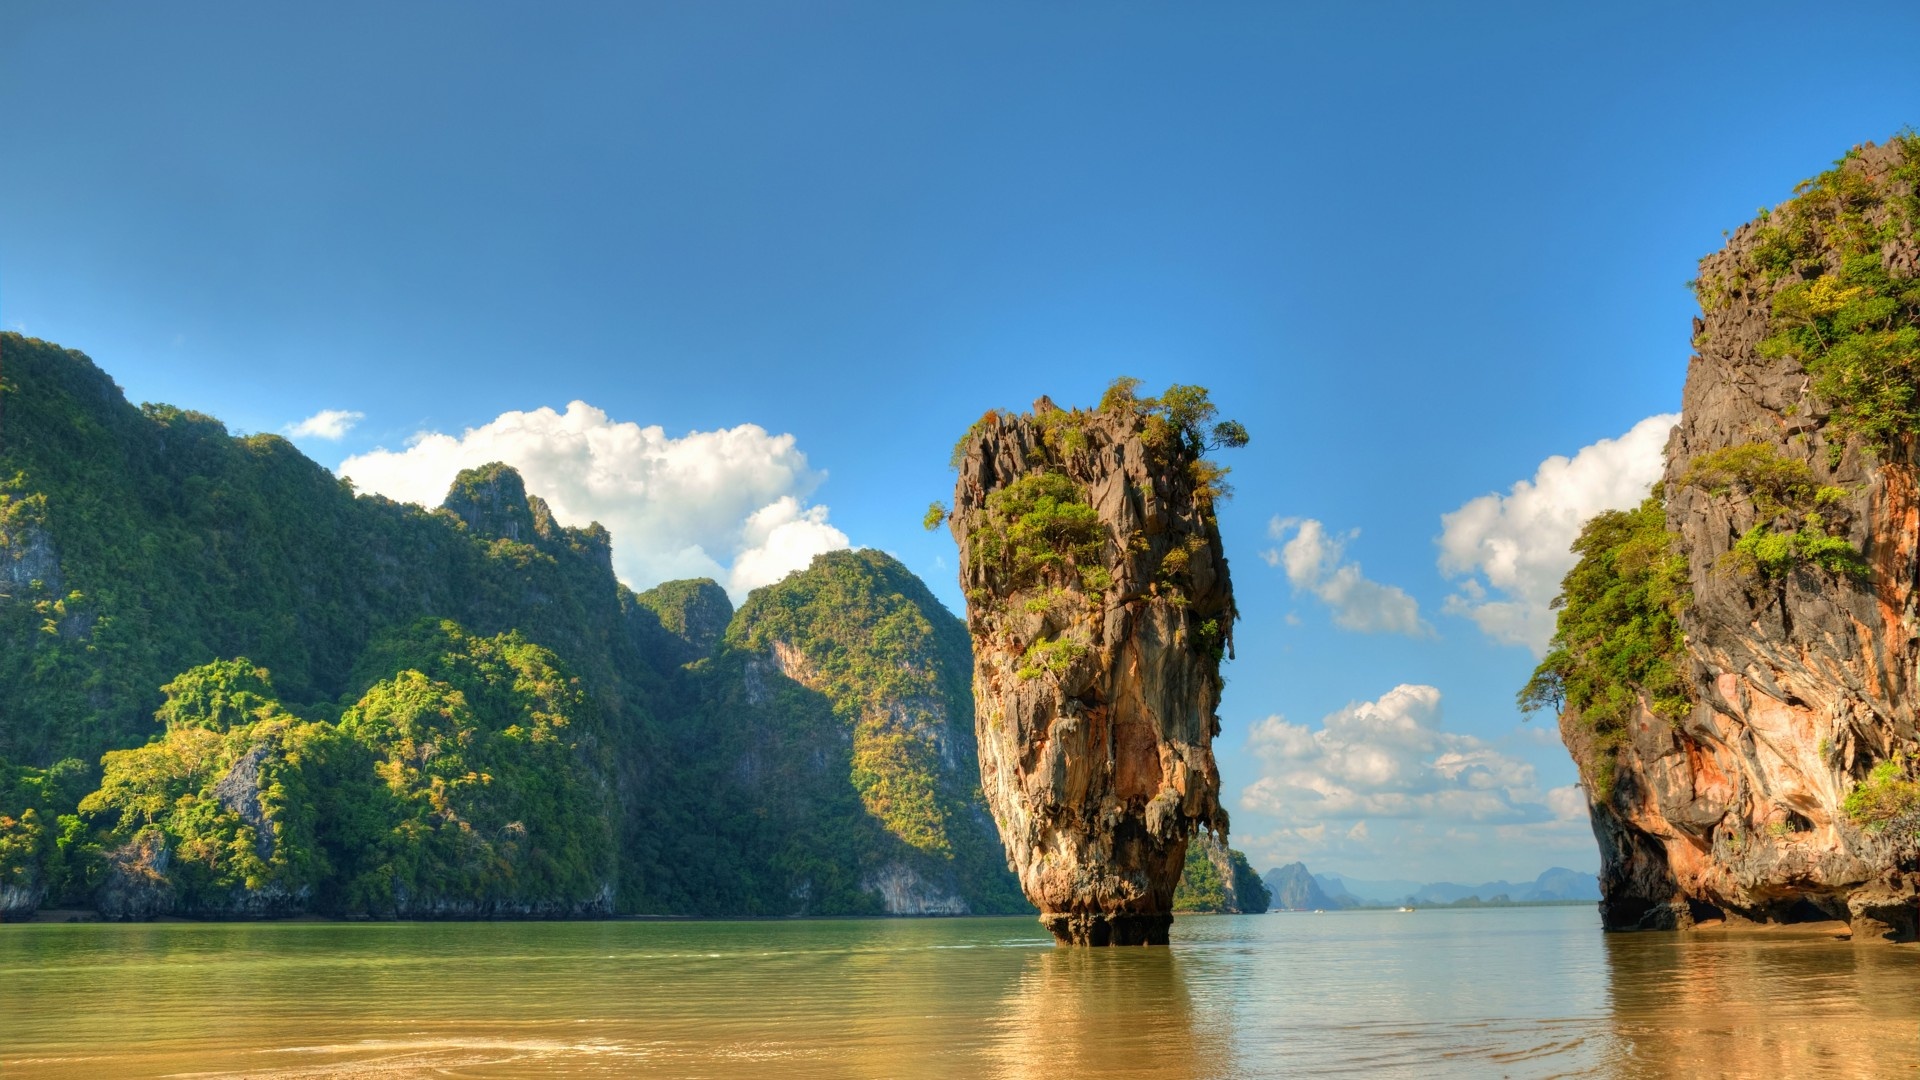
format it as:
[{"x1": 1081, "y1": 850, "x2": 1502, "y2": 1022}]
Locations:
[{"x1": 0, "y1": 332, "x2": 1024, "y2": 918}]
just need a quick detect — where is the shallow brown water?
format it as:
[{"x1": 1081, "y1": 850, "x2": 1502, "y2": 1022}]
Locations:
[{"x1": 1, "y1": 907, "x2": 1914, "y2": 1078}]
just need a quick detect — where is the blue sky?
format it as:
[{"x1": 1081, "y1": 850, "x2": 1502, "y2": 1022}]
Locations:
[{"x1": 5, "y1": 2, "x2": 1918, "y2": 882}]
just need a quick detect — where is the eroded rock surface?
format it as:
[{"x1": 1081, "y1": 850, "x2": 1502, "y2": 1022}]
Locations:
[
  {"x1": 950, "y1": 395, "x2": 1233, "y2": 944},
  {"x1": 1571, "y1": 139, "x2": 1920, "y2": 940}
]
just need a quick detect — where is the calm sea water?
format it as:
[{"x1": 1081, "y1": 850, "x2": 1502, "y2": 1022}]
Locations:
[{"x1": 1, "y1": 906, "x2": 1914, "y2": 1079}]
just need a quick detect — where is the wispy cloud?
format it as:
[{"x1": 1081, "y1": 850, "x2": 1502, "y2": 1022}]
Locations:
[
  {"x1": 286, "y1": 409, "x2": 366, "y2": 441},
  {"x1": 1263, "y1": 518, "x2": 1431, "y2": 637}
]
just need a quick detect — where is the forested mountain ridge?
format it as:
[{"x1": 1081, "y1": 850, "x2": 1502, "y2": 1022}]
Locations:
[{"x1": 0, "y1": 333, "x2": 1024, "y2": 919}]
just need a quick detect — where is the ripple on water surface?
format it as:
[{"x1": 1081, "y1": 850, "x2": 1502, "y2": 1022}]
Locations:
[{"x1": 1, "y1": 908, "x2": 1914, "y2": 1078}]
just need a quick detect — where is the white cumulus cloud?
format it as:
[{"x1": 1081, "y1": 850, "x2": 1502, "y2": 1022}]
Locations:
[
  {"x1": 338, "y1": 401, "x2": 850, "y2": 600},
  {"x1": 1263, "y1": 518, "x2": 1431, "y2": 637},
  {"x1": 1241, "y1": 684, "x2": 1553, "y2": 826},
  {"x1": 1235, "y1": 687, "x2": 1602, "y2": 880},
  {"x1": 1436, "y1": 413, "x2": 1678, "y2": 656},
  {"x1": 287, "y1": 409, "x2": 365, "y2": 441}
]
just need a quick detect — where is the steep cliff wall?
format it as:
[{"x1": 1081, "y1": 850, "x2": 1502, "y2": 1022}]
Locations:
[
  {"x1": 721, "y1": 548, "x2": 1026, "y2": 916},
  {"x1": 1550, "y1": 137, "x2": 1920, "y2": 940},
  {"x1": 948, "y1": 387, "x2": 1237, "y2": 944}
]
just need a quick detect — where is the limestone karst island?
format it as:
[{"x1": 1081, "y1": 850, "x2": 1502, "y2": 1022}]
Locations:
[
  {"x1": 1525, "y1": 136, "x2": 1920, "y2": 943},
  {"x1": 944, "y1": 384, "x2": 1242, "y2": 945},
  {"x1": 5, "y1": 4, "x2": 1920, "y2": 1075}
]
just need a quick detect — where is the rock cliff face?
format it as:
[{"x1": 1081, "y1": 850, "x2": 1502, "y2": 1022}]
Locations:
[
  {"x1": 1567, "y1": 138, "x2": 1920, "y2": 941},
  {"x1": 950, "y1": 393, "x2": 1234, "y2": 944}
]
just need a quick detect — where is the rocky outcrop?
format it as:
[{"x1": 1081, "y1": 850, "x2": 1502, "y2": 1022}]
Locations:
[
  {"x1": 950, "y1": 393, "x2": 1234, "y2": 944},
  {"x1": 1571, "y1": 138, "x2": 1920, "y2": 940},
  {"x1": 96, "y1": 828, "x2": 177, "y2": 920},
  {"x1": 636, "y1": 578, "x2": 734, "y2": 664},
  {"x1": 0, "y1": 520, "x2": 59, "y2": 598},
  {"x1": 0, "y1": 882, "x2": 42, "y2": 920},
  {"x1": 1175, "y1": 834, "x2": 1271, "y2": 913},
  {"x1": 860, "y1": 862, "x2": 970, "y2": 915},
  {"x1": 1263, "y1": 861, "x2": 1340, "y2": 911},
  {"x1": 212, "y1": 744, "x2": 276, "y2": 862}
]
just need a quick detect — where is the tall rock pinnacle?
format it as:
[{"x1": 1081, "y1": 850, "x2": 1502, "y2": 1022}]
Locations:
[{"x1": 944, "y1": 383, "x2": 1242, "y2": 945}]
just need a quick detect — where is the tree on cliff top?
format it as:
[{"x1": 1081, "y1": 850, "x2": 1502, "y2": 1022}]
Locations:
[
  {"x1": 1097, "y1": 377, "x2": 1249, "y2": 455},
  {"x1": 930, "y1": 378, "x2": 1248, "y2": 529}
]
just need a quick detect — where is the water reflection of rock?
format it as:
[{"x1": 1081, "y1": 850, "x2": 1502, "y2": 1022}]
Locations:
[
  {"x1": 988, "y1": 947, "x2": 1232, "y2": 1078},
  {"x1": 1603, "y1": 928, "x2": 1920, "y2": 1077}
]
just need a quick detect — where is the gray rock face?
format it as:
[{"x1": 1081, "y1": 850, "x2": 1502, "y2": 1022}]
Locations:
[
  {"x1": 860, "y1": 862, "x2": 970, "y2": 915},
  {"x1": 951, "y1": 399, "x2": 1232, "y2": 945},
  {"x1": 0, "y1": 881, "x2": 44, "y2": 920},
  {"x1": 96, "y1": 828, "x2": 177, "y2": 920},
  {"x1": 1578, "y1": 139, "x2": 1920, "y2": 939},
  {"x1": 443, "y1": 463, "x2": 539, "y2": 542},
  {"x1": 212, "y1": 744, "x2": 276, "y2": 862},
  {"x1": 0, "y1": 521, "x2": 59, "y2": 597}
]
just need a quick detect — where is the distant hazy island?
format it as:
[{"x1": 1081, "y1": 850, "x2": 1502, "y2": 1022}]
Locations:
[{"x1": 1262, "y1": 862, "x2": 1600, "y2": 911}]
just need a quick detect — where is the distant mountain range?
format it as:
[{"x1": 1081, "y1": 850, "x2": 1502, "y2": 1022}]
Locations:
[{"x1": 1260, "y1": 862, "x2": 1599, "y2": 909}]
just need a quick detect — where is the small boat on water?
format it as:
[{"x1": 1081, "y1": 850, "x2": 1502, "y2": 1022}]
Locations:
[{"x1": 1398, "y1": 906, "x2": 1415, "y2": 913}]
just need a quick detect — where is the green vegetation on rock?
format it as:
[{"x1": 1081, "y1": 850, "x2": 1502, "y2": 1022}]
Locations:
[
  {"x1": 1172, "y1": 837, "x2": 1271, "y2": 914},
  {"x1": 1520, "y1": 494, "x2": 1692, "y2": 800},
  {"x1": 1098, "y1": 378, "x2": 1243, "y2": 508},
  {"x1": 56, "y1": 625, "x2": 617, "y2": 918},
  {"x1": 1844, "y1": 755, "x2": 1920, "y2": 840},
  {"x1": 969, "y1": 472, "x2": 1108, "y2": 595},
  {"x1": 1680, "y1": 443, "x2": 1867, "y2": 579},
  {"x1": 1697, "y1": 132, "x2": 1920, "y2": 452},
  {"x1": 633, "y1": 578, "x2": 733, "y2": 663}
]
